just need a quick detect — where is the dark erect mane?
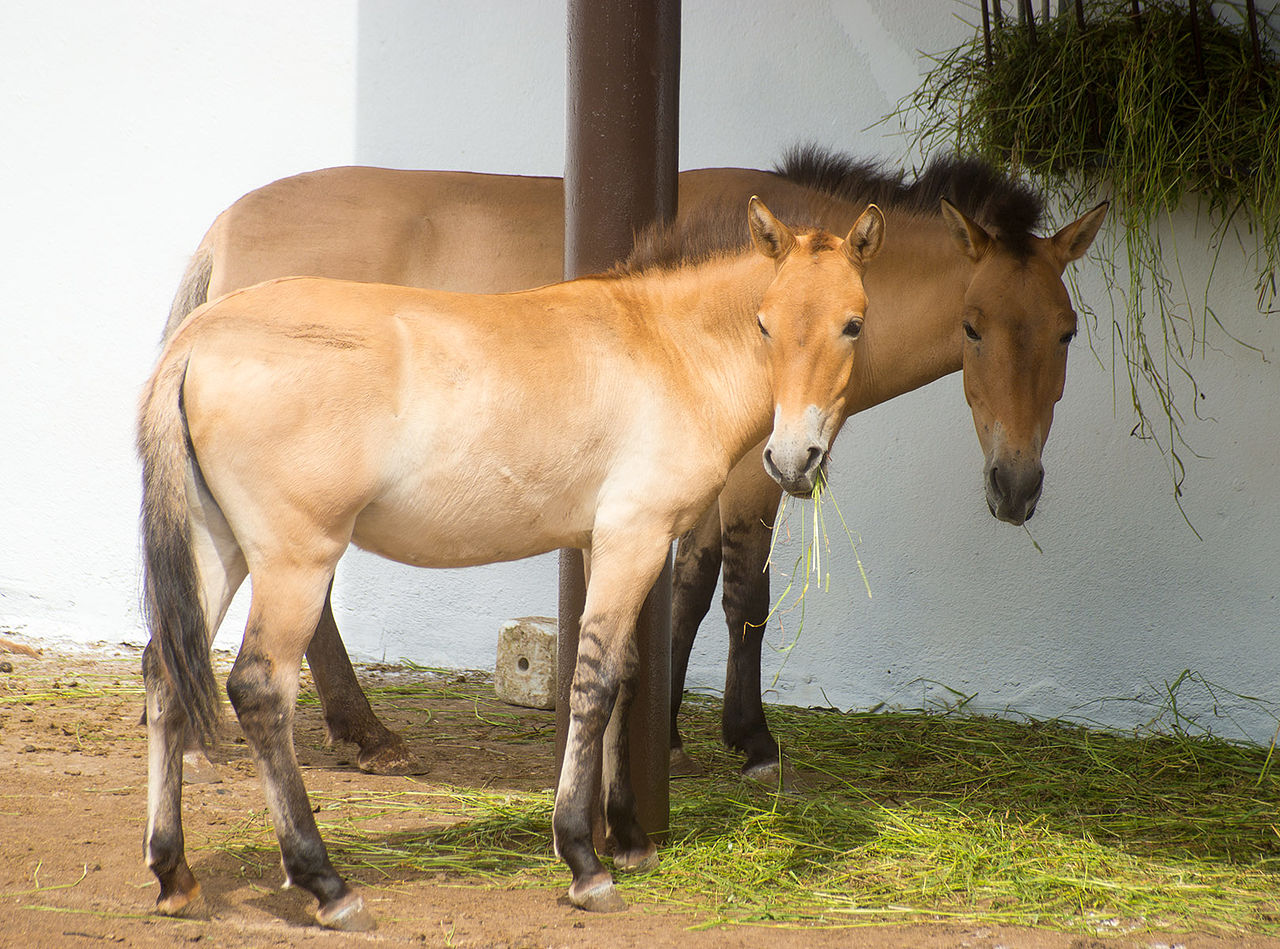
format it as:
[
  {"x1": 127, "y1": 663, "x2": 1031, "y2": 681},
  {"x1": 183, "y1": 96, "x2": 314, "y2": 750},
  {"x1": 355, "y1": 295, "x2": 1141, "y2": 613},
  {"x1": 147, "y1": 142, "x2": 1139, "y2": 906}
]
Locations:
[
  {"x1": 775, "y1": 144, "x2": 1044, "y2": 257},
  {"x1": 615, "y1": 145, "x2": 1045, "y2": 276},
  {"x1": 616, "y1": 206, "x2": 832, "y2": 277}
]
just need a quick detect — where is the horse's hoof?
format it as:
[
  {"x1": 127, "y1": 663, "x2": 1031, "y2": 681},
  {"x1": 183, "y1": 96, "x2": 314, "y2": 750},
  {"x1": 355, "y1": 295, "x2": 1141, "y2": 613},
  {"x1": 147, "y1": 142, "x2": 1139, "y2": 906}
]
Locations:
[
  {"x1": 741, "y1": 758, "x2": 791, "y2": 791},
  {"x1": 569, "y1": 877, "x2": 625, "y2": 913},
  {"x1": 316, "y1": 891, "x2": 377, "y2": 931},
  {"x1": 357, "y1": 740, "x2": 428, "y2": 776},
  {"x1": 155, "y1": 881, "x2": 203, "y2": 918},
  {"x1": 612, "y1": 845, "x2": 659, "y2": 874},
  {"x1": 669, "y1": 747, "x2": 705, "y2": 778},
  {"x1": 181, "y1": 751, "x2": 223, "y2": 785},
  {"x1": 154, "y1": 860, "x2": 203, "y2": 917}
]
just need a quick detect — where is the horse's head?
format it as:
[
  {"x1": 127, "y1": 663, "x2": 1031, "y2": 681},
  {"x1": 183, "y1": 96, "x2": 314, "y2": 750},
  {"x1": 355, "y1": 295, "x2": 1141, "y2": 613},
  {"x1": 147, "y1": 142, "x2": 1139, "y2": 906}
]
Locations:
[
  {"x1": 749, "y1": 197, "x2": 885, "y2": 498},
  {"x1": 941, "y1": 198, "x2": 1109, "y2": 524}
]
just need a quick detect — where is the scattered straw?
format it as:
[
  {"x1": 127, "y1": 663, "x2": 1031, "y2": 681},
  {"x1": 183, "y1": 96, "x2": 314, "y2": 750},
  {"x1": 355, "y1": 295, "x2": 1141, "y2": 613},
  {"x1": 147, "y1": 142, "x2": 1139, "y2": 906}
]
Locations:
[{"x1": 202, "y1": 670, "x2": 1280, "y2": 936}]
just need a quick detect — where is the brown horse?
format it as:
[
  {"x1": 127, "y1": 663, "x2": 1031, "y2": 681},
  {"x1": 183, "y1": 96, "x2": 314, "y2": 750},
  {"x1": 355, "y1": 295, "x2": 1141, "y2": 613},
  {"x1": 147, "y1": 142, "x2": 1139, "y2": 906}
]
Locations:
[
  {"x1": 166, "y1": 148, "x2": 1107, "y2": 780},
  {"x1": 139, "y1": 200, "x2": 885, "y2": 928}
]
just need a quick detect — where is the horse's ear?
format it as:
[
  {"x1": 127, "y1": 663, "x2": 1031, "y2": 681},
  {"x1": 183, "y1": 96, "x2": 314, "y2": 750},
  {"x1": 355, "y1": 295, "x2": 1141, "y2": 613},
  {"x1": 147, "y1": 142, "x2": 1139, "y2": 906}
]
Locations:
[
  {"x1": 939, "y1": 198, "x2": 991, "y2": 261},
  {"x1": 748, "y1": 196, "x2": 796, "y2": 261},
  {"x1": 843, "y1": 204, "x2": 885, "y2": 268},
  {"x1": 1049, "y1": 200, "x2": 1109, "y2": 269}
]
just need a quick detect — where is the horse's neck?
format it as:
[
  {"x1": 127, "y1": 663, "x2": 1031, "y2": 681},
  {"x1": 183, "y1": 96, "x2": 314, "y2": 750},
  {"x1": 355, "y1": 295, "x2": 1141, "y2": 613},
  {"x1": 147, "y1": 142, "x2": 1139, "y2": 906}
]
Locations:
[
  {"x1": 854, "y1": 213, "x2": 969, "y2": 412},
  {"x1": 624, "y1": 253, "x2": 776, "y2": 456}
]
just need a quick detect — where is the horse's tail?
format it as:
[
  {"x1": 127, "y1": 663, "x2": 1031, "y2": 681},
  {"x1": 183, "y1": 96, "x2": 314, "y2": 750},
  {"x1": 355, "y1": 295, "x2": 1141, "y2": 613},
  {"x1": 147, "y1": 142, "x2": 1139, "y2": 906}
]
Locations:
[
  {"x1": 137, "y1": 345, "x2": 221, "y2": 748},
  {"x1": 162, "y1": 246, "x2": 213, "y2": 342}
]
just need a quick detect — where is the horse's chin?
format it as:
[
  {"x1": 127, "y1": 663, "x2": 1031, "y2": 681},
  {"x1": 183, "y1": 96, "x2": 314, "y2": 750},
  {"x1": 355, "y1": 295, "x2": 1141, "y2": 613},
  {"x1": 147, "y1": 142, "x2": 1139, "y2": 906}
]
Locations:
[
  {"x1": 771, "y1": 463, "x2": 828, "y2": 499},
  {"x1": 986, "y1": 496, "x2": 1036, "y2": 525}
]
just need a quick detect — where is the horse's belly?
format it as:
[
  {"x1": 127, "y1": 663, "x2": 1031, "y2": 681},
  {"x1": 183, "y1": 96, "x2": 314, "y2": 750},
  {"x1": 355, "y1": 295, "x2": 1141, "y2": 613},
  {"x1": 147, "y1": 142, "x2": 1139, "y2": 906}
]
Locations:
[{"x1": 349, "y1": 481, "x2": 591, "y2": 569}]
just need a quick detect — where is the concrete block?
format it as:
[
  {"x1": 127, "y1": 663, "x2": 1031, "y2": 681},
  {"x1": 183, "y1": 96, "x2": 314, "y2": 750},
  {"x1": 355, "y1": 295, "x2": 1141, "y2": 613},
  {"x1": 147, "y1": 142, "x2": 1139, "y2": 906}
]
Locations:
[{"x1": 494, "y1": 615, "x2": 558, "y2": 710}]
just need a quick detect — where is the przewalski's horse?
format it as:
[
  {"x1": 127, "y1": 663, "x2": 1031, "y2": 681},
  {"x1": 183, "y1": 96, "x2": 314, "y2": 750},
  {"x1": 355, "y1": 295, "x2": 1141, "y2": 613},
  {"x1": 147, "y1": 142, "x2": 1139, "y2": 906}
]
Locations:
[
  {"x1": 139, "y1": 200, "x2": 885, "y2": 928},
  {"x1": 165, "y1": 148, "x2": 1107, "y2": 781}
]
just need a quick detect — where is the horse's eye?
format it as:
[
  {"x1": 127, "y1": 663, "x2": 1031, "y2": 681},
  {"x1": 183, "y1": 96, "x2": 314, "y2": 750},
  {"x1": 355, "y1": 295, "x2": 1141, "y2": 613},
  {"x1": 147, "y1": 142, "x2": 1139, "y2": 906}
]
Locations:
[
  {"x1": 963, "y1": 321, "x2": 981, "y2": 342},
  {"x1": 843, "y1": 318, "x2": 863, "y2": 339},
  {"x1": 1060, "y1": 329, "x2": 1077, "y2": 345},
  {"x1": 757, "y1": 315, "x2": 770, "y2": 339}
]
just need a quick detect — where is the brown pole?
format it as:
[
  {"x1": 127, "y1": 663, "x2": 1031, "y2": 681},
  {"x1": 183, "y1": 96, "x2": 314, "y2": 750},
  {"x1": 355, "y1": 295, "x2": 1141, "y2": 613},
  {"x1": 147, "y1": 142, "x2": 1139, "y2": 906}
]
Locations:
[
  {"x1": 981, "y1": 0, "x2": 992, "y2": 69},
  {"x1": 557, "y1": 0, "x2": 680, "y2": 841},
  {"x1": 1021, "y1": 0, "x2": 1038, "y2": 43},
  {"x1": 1245, "y1": 0, "x2": 1263, "y2": 75},
  {"x1": 1188, "y1": 0, "x2": 1205, "y2": 83}
]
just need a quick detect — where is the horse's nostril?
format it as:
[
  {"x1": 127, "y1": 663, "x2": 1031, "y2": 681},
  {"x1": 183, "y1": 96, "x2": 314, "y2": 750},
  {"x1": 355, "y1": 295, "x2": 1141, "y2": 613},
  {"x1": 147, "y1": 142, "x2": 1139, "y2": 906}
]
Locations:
[
  {"x1": 804, "y1": 446, "x2": 824, "y2": 474},
  {"x1": 989, "y1": 465, "x2": 1006, "y2": 498},
  {"x1": 762, "y1": 447, "x2": 780, "y2": 479}
]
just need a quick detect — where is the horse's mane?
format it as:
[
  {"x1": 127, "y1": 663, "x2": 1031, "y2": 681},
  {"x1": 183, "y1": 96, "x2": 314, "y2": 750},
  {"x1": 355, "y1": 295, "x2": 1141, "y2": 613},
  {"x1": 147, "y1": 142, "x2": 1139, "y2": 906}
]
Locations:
[
  {"x1": 615, "y1": 200, "x2": 832, "y2": 277},
  {"x1": 776, "y1": 144, "x2": 1044, "y2": 257},
  {"x1": 615, "y1": 145, "x2": 1044, "y2": 275}
]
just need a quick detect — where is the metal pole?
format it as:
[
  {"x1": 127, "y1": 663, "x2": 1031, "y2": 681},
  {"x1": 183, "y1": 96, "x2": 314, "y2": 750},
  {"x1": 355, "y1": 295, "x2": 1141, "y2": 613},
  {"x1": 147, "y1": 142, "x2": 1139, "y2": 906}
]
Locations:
[
  {"x1": 1188, "y1": 0, "x2": 1206, "y2": 83},
  {"x1": 981, "y1": 0, "x2": 993, "y2": 69},
  {"x1": 558, "y1": 0, "x2": 680, "y2": 841},
  {"x1": 1245, "y1": 0, "x2": 1263, "y2": 75}
]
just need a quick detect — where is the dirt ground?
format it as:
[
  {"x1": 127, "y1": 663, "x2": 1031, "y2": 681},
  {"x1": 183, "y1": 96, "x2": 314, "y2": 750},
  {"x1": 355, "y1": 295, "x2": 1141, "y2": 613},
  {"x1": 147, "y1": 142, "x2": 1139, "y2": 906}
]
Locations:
[{"x1": 2, "y1": 643, "x2": 1278, "y2": 949}]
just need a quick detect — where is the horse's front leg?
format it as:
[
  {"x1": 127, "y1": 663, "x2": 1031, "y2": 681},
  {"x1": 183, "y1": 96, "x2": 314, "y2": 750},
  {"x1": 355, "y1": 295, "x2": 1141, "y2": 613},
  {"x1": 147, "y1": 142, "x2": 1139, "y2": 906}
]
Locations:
[
  {"x1": 669, "y1": 499, "x2": 723, "y2": 775},
  {"x1": 718, "y1": 458, "x2": 785, "y2": 780},
  {"x1": 554, "y1": 530, "x2": 671, "y2": 912},
  {"x1": 602, "y1": 662, "x2": 662, "y2": 873},
  {"x1": 305, "y1": 581, "x2": 424, "y2": 775}
]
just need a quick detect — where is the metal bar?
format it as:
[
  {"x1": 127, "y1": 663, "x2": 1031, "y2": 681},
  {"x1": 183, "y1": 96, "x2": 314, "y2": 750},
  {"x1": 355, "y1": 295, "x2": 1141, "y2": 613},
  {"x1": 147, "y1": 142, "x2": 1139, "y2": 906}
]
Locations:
[
  {"x1": 1245, "y1": 0, "x2": 1263, "y2": 74},
  {"x1": 558, "y1": 0, "x2": 680, "y2": 842},
  {"x1": 982, "y1": 0, "x2": 993, "y2": 68},
  {"x1": 1189, "y1": 0, "x2": 1206, "y2": 83}
]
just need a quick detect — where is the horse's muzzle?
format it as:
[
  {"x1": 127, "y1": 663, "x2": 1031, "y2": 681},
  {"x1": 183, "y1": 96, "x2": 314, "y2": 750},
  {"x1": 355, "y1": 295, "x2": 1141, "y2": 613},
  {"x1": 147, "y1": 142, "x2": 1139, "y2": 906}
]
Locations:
[
  {"x1": 985, "y1": 456, "x2": 1044, "y2": 525},
  {"x1": 763, "y1": 442, "x2": 827, "y2": 497}
]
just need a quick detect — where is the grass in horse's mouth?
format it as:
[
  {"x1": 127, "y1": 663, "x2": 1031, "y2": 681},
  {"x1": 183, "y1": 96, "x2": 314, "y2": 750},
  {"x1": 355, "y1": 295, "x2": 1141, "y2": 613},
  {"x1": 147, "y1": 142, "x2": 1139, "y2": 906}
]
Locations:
[{"x1": 762, "y1": 473, "x2": 872, "y2": 677}]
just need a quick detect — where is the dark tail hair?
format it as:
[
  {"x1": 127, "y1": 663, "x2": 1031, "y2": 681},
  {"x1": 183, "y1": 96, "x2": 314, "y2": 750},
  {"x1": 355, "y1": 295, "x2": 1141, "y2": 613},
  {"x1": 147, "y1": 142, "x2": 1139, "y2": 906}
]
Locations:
[
  {"x1": 137, "y1": 351, "x2": 220, "y2": 747},
  {"x1": 162, "y1": 248, "x2": 213, "y2": 342}
]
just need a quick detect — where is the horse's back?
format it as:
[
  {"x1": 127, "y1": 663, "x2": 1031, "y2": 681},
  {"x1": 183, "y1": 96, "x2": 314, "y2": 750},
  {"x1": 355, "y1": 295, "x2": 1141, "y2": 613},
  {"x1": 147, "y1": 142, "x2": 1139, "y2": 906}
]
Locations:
[
  {"x1": 201, "y1": 167, "x2": 568, "y2": 298},
  {"x1": 195, "y1": 164, "x2": 851, "y2": 296}
]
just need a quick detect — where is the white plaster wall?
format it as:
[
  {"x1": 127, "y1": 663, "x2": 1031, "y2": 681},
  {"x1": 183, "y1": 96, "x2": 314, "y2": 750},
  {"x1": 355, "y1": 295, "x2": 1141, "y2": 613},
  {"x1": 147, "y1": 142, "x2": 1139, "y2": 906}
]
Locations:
[
  {"x1": 3, "y1": 1, "x2": 1277, "y2": 742},
  {"x1": 0, "y1": 0, "x2": 358, "y2": 640}
]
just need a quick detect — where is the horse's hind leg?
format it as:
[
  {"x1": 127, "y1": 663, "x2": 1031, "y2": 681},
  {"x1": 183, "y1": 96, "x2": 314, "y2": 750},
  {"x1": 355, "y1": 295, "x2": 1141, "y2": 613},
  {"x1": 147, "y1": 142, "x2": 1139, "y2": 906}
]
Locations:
[
  {"x1": 306, "y1": 581, "x2": 424, "y2": 775},
  {"x1": 227, "y1": 563, "x2": 373, "y2": 931},
  {"x1": 143, "y1": 641, "x2": 201, "y2": 915},
  {"x1": 144, "y1": 494, "x2": 246, "y2": 916},
  {"x1": 669, "y1": 501, "x2": 722, "y2": 776}
]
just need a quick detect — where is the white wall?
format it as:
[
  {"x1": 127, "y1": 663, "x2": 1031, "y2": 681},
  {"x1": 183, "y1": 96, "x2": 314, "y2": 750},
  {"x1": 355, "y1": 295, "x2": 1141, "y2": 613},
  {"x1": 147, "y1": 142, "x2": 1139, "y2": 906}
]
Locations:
[
  {"x1": 0, "y1": 0, "x2": 358, "y2": 636},
  {"x1": 3, "y1": 1, "x2": 1277, "y2": 743}
]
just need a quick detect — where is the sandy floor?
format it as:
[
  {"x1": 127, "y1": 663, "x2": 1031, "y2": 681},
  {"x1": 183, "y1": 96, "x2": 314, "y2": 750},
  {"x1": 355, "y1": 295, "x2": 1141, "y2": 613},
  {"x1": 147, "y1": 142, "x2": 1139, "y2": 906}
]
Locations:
[{"x1": 2, "y1": 644, "x2": 1277, "y2": 949}]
